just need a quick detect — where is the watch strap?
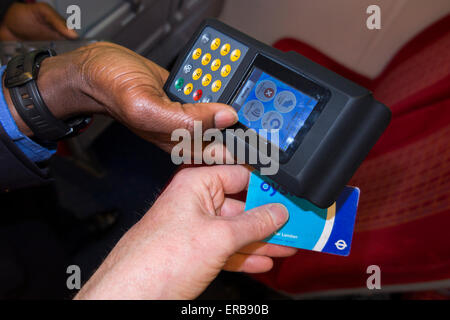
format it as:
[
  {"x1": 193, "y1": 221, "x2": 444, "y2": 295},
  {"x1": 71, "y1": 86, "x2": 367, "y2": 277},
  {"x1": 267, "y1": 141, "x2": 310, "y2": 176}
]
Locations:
[{"x1": 5, "y1": 49, "x2": 90, "y2": 142}]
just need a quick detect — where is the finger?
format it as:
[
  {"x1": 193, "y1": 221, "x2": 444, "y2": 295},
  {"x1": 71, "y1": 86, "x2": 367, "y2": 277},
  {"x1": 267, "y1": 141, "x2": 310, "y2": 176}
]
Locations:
[
  {"x1": 219, "y1": 199, "x2": 297, "y2": 256},
  {"x1": 173, "y1": 101, "x2": 238, "y2": 131},
  {"x1": 238, "y1": 242, "x2": 298, "y2": 257},
  {"x1": 223, "y1": 253, "x2": 273, "y2": 273},
  {"x1": 227, "y1": 204, "x2": 289, "y2": 250},
  {"x1": 189, "y1": 165, "x2": 251, "y2": 195},
  {"x1": 38, "y1": 3, "x2": 79, "y2": 39},
  {"x1": 220, "y1": 198, "x2": 245, "y2": 217},
  {"x1": 190, "y1": 102, "x2": 238, "y2": 130},
  {"x1": 170, "y1": 166, "x2": 250, "y2": 216},
  {"x1": 172, "y1": 165, "x2": 249, "y2": 194},
  {"x1": 135, "y1": 93, "x2": 238, "y2": 134},
  {"x1": 202, "y1": 140, "x2": 236, "y2": 165}
]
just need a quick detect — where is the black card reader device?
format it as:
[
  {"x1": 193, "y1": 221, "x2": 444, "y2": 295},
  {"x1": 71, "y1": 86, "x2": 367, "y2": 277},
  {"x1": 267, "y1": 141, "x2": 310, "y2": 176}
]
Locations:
[{"x1": 164, "y1": 19, "x2": 391, "y2": 208}]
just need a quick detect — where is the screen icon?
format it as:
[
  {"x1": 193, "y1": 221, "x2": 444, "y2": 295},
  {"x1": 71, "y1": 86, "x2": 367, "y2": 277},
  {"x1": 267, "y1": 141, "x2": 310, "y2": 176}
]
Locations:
[
  {"x1": 261, "y1": 111, "x2": 284, "y2": 130},
  {"x1": 255, "y1": 80, "x2": 277, "y2": 102},
  {"x1": 243, "y1": 100, "x2": 264, "y2": 122},
  {"x1": 274, "y1": 91, "x2": 297, "y2": 113}
]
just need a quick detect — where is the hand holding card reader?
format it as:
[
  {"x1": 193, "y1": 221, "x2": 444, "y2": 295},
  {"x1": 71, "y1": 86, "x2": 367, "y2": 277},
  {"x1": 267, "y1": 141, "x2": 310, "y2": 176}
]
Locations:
[{"x1": 164, "y1": 19, "x2": 391, "y2": 208}]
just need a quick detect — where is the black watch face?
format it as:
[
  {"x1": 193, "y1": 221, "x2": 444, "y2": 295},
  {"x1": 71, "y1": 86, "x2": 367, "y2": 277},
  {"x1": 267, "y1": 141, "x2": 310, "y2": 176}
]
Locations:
[{"x1": 230, "y1": 55, "x2": 330, "y2": 163}]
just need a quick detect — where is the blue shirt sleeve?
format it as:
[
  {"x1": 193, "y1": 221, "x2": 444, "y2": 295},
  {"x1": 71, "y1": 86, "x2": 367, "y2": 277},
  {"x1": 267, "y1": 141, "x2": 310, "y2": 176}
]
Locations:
[{"x1": 0, "y1": 65, "x2": 56, "y2": 163}]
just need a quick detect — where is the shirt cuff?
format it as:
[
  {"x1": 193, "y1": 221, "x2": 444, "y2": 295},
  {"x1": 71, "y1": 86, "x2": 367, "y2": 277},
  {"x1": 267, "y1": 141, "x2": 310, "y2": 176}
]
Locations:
[{"x1": 0, "y1": 65, "x2": 56, "y2": 163}]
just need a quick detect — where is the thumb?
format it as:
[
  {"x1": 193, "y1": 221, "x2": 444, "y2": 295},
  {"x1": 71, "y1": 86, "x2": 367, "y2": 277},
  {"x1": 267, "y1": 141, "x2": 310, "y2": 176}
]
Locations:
[
  {"x1": 179, "y1": 102, "x2": 238, "y2": 131},
  {"x1": 144, "y1": 99, "x2": 238, "y2": 134},
  {"x1": 227, "y1": 204, "x2": 289, "y2": 250}
]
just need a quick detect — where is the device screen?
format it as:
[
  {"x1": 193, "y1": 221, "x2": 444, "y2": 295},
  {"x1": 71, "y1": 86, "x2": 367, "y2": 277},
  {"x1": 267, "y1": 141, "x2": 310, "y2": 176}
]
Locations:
[{"x1": 232, "y1": 67, "x2": 319, "y2": 151}]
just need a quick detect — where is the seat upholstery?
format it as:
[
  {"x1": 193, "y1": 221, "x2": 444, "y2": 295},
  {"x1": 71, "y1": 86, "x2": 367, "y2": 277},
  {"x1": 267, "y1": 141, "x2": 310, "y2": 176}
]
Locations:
[{"x1": 252, "y1": 14, "x2": 450, "y2": 296}]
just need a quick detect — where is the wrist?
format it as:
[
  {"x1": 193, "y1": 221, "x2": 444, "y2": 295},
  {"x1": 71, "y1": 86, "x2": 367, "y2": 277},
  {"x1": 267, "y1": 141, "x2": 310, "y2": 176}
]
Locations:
[
  {"x1": 3, "y1": 51, "x2": 106, "y2": 138},
  {"x1": 37, "y1": 53, "x2": 105, "y2": 119},
  {"x1": 36, "y1": 55, "x2": 79, "y2": 120}
]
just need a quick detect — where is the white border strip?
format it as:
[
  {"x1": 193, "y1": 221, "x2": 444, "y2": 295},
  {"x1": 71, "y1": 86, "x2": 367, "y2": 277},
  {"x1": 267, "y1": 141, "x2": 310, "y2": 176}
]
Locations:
[
  {"x1": 280, "y1": 279, "x2": 450, "y2": 299},
  {"x1": 312, "y1": 203, "x2": 336, "y2": 252}
]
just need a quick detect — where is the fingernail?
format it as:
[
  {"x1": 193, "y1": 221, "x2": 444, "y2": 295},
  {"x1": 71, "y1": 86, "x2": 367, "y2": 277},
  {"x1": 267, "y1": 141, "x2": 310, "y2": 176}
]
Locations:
[
  {"x1": 268, "y1": 204, "x2": 289, "y2": 226},
  {"x1": 214, "y1": 109, "x2": 238, "y2": 129}
]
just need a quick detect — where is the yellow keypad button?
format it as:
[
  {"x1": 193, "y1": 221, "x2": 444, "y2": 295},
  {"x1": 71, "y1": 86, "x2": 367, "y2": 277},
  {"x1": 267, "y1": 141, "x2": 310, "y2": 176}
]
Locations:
[
  {"x1": 202, "y1": 74, "x2": 212, "y2": 86},
  {"x1": 211, "y1": 59, "x2": 221, "y2": 71},
  {"x1": 230, "y1": 49, "x2": 241, "y2": 62},
  {"x1": 192, "y1": 48, "x2": 202, "y2": 60},
  {"x1": 201, "y1": 53, "x2": 211, "y2": 66},
  {"x1": 210, "y1": 38, "x2": 221, "y2": 51},
  {"x1": 220, "y1": 43, "x2": 231, "y2": 56},
  {"x1": 192, "y1": 68, "x2": 202, "y2": 81},
  {"x1": 211, "y1": 80, "x2": 222, "y2": 92},
  {"x1": 184, "y1": 83, "x2": 193, "y2": 95},
  {"x1": 220, "y1": 64, "x2": 231, "y2": 78}
]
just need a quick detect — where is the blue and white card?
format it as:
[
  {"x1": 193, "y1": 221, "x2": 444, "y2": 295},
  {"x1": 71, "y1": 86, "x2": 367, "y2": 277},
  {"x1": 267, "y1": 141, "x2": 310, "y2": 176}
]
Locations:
[{"x1": 245, "y1": 172, "x2": 360, "y2": 256}]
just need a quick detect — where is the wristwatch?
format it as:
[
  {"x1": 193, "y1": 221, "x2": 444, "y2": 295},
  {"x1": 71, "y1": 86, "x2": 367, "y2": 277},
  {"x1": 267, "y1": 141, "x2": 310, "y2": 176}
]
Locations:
[{"x1": 4, "y1": 48, "x2": 91, "y2": 142}]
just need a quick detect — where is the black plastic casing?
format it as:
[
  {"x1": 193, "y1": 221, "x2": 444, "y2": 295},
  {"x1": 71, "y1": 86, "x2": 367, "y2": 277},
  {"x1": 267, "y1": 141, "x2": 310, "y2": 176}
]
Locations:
[{"x1": 164, "y1": 19, "x2": 391, "y2": 208}]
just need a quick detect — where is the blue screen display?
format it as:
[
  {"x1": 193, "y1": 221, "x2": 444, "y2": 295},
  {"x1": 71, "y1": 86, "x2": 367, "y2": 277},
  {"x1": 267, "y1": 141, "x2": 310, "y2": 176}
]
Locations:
[{"x1": 232, "y1": 68, "x2": 318, "y2": 151}]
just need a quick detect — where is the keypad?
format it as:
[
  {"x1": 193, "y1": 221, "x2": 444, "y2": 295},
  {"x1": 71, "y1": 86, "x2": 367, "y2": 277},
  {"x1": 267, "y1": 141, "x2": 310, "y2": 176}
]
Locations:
[
  {"x1": 220, "y1": 43, "x2": 231, "y2": 56},
  {"x1": 192, "y1": 68, "x2": 202, "y2": 81},
  {"x1": 221, "y1": 64, "x2": 231, "y2": 78},
  {"x1": 184, "y1": 83, "x2": 193, "y2": 95},
  {"x1": 211, "y1": 59, "x2": 221, "y2": 72},
  {"x1": 210, "y1": 38, "x2": 221, "y2": 51},
  {"x1": 192, "y1": 48, "x2": 202, "y2": 60},
  {"x1": 202, "y1": 74, "x2": 212, "y2": 86},
  {"x1": 230, "y1": 49, "x2": 241, "y2": 62},
  {"x1": 201, "y1": 53, "x2": 211, "y2": 66},
  {"x1": 169, "y1": 26, "x2": 249, "y2": 104},
  {"x1": 174, "y1": 78, "x2": 184, "y2": 90},
  {"x1": 193, "y1": 89, "x2": 203, "y2": 101},
  {"x1": 211, "y1": 80, "x2": 222, "y2": 92}
]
